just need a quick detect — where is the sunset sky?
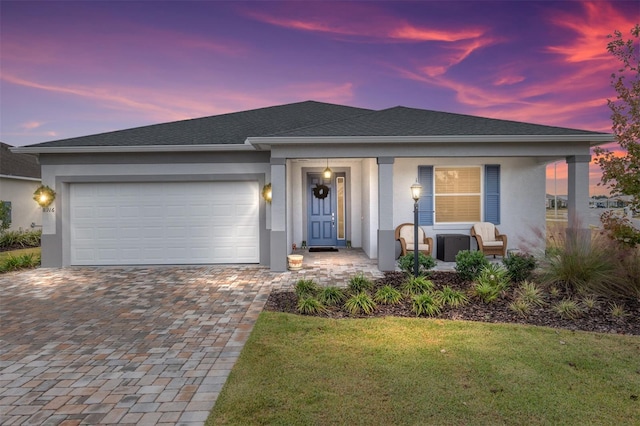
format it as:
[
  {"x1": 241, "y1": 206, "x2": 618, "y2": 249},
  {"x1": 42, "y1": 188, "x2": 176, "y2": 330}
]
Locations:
[{"x1": 1, "y1": 1, "x2": 637, "y2": 196}]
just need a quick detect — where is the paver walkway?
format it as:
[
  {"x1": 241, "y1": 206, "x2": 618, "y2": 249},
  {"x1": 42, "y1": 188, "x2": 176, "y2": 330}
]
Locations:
[{"x1": 0, "y1": 249, "x2": 382, "y2": 425}]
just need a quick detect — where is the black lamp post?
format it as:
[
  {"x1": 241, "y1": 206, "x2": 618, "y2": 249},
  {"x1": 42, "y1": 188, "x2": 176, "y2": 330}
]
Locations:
[{"x1": 410, "y1": 180, "x2": 422, "y2": 277}]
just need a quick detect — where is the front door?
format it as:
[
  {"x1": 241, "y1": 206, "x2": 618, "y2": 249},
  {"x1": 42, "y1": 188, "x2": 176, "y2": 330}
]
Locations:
[{"x1": 307, "y1": 173, "x2": 337, "y2": 247}]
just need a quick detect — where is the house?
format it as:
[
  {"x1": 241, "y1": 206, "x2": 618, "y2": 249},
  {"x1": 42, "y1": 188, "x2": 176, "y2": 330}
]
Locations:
[
  {"x1": 546, "y1": 194, "x2": 568, "y2": 209},
  {"x1": 0, "y1": 142, "x2": 42, "y2": 231},
  {"x1": 12, "y1": 101, "x2": 612, "y2": 271}
]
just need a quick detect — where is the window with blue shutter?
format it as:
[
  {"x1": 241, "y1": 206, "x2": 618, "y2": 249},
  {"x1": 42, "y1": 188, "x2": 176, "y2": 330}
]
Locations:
[
  {"x1": 418, "y1": 166, "x2": 433, "y2": 225},
  {"x1": 484, "y1": 165, "x2": 500, "y2": 224}
]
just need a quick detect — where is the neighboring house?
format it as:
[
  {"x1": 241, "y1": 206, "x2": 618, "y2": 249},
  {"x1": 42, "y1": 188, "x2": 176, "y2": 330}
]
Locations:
[
  {"x1": 0, "y1": 142, "x2": 42, "y2": 232},
  {"x1": 547, "y1": 194, "x2": 568, "y2": 209},
  {"x1": 12, "y1": 101, "x2": 612, "y2": 271},
  {"x1": 589, "y1": 195, "x2": 632, "y2": 209}
]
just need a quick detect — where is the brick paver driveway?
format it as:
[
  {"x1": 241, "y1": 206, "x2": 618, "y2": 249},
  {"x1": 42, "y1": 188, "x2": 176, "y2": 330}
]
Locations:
[{"x1": 0, "y1": 266, "x2": 281, "y2": 425}]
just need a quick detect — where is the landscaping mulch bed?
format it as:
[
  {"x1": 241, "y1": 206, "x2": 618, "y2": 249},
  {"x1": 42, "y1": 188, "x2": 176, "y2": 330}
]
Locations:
[{"x1": 265, "y1": 271, "x2": 640, "y2": 336}]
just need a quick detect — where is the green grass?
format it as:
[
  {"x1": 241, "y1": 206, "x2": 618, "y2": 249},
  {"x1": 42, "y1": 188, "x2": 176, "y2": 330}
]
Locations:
[
  {"x1": 208, "y1": 312, "x2": 640, "y2": 425},
  {"x1": 0, "y1": 247, "x2": 40, "y2": 262}
]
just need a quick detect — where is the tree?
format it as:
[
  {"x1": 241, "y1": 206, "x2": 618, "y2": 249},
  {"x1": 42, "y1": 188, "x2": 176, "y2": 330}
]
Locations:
[
  {"x1": 594, "y1": 25, "x2": 640, "y2": 213},
  {"x1": 594, "y1": 25, "x2": 640, "y2": 247}
]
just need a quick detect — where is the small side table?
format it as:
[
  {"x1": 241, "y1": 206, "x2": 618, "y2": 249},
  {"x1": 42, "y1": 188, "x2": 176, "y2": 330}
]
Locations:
[{"x1": 436, "y1": 234, "x2": 470, "y2": 262}]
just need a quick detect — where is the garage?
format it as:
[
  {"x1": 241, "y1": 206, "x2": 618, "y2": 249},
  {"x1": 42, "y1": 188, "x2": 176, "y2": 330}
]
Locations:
[{"x1": 70, "y1": 181, "x2": 259, "y2": 265}]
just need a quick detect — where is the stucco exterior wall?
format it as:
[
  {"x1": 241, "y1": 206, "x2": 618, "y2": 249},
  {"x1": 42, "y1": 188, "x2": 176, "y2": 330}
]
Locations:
[
  {"x1": 0, "y1": 177, "x2": 42, "y2": 231},
  {"x1": 393, "y1": 157, "x2": 546, "y2": 256}
]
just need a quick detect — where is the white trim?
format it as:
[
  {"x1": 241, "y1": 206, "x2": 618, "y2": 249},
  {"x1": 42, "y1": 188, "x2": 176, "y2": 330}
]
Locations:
[
  {"x1": 0, "y1": 174, "x2": 41, "y2": 182},
  {"x1": 11, "y1": 133, "x2": 613, "y2": 155},
  {"x1": 10, "y1": 143, "x2": 256, "y2": 155},
  {"x1": 248, "y1": 134, "x2": 614, "y2": 147}
]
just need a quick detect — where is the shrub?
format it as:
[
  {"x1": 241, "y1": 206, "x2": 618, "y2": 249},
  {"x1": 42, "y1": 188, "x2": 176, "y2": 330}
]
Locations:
[
  {"x1": 344, "y1": 292, "x2": 376, "y2": 315},
  {"x1": 348, "y1": 273, "x2": 374, "y2": 294},
  {"x1": 297, "y1": 297, "x2": 327, "y2": 315},
  {"x1": 503, "y1": 252, "x2": 537, "y2": 282},
  {"x1": 514, "y1": 281, "x2": 545, "y2": 307},
  {"x1": 374, "y1": 285, "x2": 403, "y2": 305},
  {"x1": 318, "y1": 286, "x2": 345, "y2": 306},
  {"x1": 455, "y1": 250, "x2": 489, "y2": 281},
  {"x1": 600, "y1": 210, "x2": 640, "y2": 248},
  {"x1": 552, "y1": 299, "x2": 583, "y2": 320},
  {"x1": 436, "y1": 286, "x2": 468, "y2": 308},
  {"x1": 402, "y1": 276, "x2": 434, "y2": 296},
  {"x1": 411, "y1": 293, "x2": 442, "y2": 317},
  {"x1": 0, "y1": 253, "x2": 40, "y2": 273},
  {"x1": 0, "y1": 229, "x2": 42, "y2": 249},
  {"x1": 0, "y1": 201, "x2": 10, "y2": 233},
  {"x1": 473, "y1": 281, "x2": 502, "y2": 303},
  {"x1": 597, "y1": 248, "x2": 640, "y2": 300},
  {"x1": 509, "y1": 299, "x2": 531, "y2": 317},
  {"x1": 397, "y1": 252, "x2": 436, "y2": 276},
  {"x1": 581, "y1": 295, "x2": 598, "y2": 310},
  {"x1": 476, "y1": 264, "x2": 510, "y2": 291},
  {"x1": 540, "y1": 230, "x2": 616, "y2": 294},
  {"x1": 609, "y1": 302, "x2": 628, "y2": 319},
  {"x1": 295, "y1": 279, "x2": 319, "y2": 297}
]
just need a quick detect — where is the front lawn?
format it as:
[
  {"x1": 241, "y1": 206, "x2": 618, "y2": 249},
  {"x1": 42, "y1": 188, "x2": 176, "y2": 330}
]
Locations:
[
  {"x1": 0, "y1": 247, "x2": 40, "y2": 262},
  {"x1": 208, "y1": 312, "x2": 639, "y2": 425}
]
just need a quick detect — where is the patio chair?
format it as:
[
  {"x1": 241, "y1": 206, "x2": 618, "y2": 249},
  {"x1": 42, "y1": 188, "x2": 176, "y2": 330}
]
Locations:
[
  {"x1": 395, "y1": 223, "x2": 433, "y2": 256},
  {"x1": 471, "y1": 222, "x2": 507, "y2": 257}
]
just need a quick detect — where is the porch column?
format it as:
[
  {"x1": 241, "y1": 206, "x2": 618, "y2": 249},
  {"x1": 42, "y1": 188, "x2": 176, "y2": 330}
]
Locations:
[
  {"x1": 270, "y1": 157, "x2": 287, "y2": 271},
  {"x1": 377, "y1": 157, "x2": 395, "y2": 271},
  {"x1": 566, "y1": 155, "x2": 591, "y2": 242}
]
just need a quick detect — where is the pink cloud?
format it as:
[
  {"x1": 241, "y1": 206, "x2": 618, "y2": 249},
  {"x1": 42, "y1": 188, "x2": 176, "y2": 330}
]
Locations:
[
  {"x1": 2, "y1": 72, "x2": 355, "y2": 134},
  {"x1": 20, "y1": 121, "x2": 43, "y2": 130},
  {"x1": 494, "y1": 75, "x2": 525, "y2": 86},
  {"x1": 546, "y1": 1, "x2": 636, "y2": 64},
  {"x1": 245, "y1": 4, "x2": 486, "y2": 43}
]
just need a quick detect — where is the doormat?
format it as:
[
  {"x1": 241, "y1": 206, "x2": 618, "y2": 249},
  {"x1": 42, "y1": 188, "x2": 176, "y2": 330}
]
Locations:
[{"x1": 309, "y1": 247, "x2": 339, "y2": 252}]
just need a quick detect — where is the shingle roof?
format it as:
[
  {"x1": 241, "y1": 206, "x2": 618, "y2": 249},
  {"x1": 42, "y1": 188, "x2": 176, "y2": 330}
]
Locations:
[
  {"x1": 269, "y1": 106, "x2": 604, "y2": 137},
  {"x1": 27, "y1": 101, "x2": 373, "y2": 148},
  {"x1": 0, "y1": 143, "x2": 41, "y2": 179},
  {"x1": 23, "y1": 101, "x2": 607, "y2": 150}
]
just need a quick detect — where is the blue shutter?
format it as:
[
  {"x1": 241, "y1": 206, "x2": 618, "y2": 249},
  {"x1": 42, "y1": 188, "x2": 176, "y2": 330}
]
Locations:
[
  {"x1": 418, "y1": 166, "x2": 433, "y2": 225},
  {"x1": 484, "y1": 165, "x2": 500, "y2": 224}
]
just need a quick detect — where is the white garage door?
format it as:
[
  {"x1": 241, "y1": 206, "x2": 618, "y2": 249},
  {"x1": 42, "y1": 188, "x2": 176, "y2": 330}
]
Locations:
[{"x1": 70, "y1": 181, "x2": 259, "y2": 265}]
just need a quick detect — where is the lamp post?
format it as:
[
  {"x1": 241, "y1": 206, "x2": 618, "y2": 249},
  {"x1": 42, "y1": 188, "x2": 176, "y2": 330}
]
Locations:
[{"x1": 410, "y1": 180, "x2": 422, "y2": 277}]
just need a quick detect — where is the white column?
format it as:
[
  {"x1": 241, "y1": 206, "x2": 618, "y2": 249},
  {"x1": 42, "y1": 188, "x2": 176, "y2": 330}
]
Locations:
[
  {"x1": 566, "y1": 155, "x2": 591, "y2": 241},
  {"x1": 270, "y1": 157, "x2": 287, "y2": 271},
  {"x1": 377, "y1": 157, "x2": 395, "y2": 271}
]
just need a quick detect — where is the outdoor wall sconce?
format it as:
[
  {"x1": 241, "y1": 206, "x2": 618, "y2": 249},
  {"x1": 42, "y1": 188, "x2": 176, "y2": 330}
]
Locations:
[
  {"x1": 323, "y1": 159, "x2": 332, "y2": 179},
  {"x1": 262, "y1": 183, "x2": 272, "y2": 203},
  {"x1": 33, "y1": 185, "x2": 56, "y2": 208}
]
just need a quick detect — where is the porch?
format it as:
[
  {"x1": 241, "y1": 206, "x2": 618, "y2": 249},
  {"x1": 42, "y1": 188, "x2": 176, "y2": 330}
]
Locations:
[{"x1": 282, "y1": 248, "x2": 488, "y2": 288}]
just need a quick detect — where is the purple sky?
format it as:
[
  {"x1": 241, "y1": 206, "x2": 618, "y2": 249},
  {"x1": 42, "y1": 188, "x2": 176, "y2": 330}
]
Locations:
[{"x1": 1, "y1": 1, "x2": 637, "y2": 195}]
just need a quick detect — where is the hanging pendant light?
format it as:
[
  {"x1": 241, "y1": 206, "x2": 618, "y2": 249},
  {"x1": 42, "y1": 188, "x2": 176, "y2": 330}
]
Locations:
[{"x1": 323, "y1": 159, "x2": 332, "y2": 179}]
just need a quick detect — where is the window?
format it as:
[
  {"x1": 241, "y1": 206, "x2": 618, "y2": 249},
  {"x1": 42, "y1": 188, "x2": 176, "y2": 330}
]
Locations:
[
  {"x1": 336, "y1": 176, "x2": 346, "y2": 240},
  {"x1": 435, "y1": 167, "x2": 481, "y2": 223},
  {"x1": 418, "y1": 165, "x2": 500, "y2": 225}
]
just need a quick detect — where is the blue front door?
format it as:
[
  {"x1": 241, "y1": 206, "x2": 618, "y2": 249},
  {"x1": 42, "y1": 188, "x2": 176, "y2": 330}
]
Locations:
[{"x1": 307, "y1": 173, "x2": 336, "y2": 247}]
